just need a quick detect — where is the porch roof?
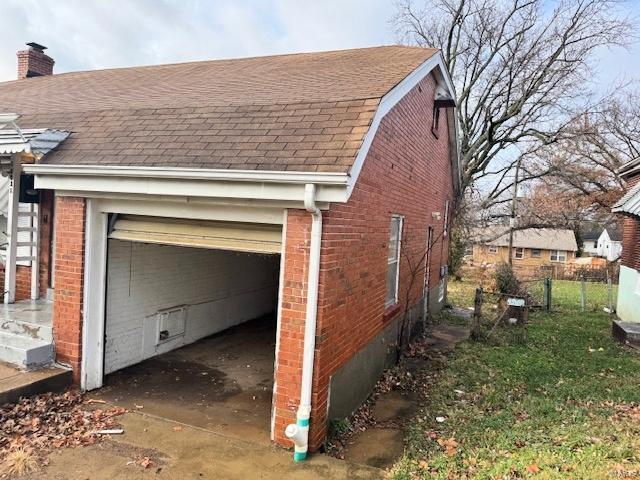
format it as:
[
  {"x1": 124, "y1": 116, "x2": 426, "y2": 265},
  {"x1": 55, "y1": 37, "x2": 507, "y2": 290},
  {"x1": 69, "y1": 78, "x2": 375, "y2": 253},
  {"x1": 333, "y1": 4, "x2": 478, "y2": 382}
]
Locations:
[
  {"x1": 613, "y1": 182, "x2": 640, "y2": 217},
  {"x1": 0, "y1": 128, "x2": 70, "y2": 156}
]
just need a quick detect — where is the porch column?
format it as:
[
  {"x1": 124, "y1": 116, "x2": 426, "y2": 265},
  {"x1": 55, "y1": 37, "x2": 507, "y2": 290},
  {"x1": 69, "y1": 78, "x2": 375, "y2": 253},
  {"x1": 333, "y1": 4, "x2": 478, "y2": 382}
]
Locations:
[
  {"x1": 272, "y1": 209, "x2": 329, "y2": 451},
  {"x1": 3, "y1": 158, "x2": 21, "y2": 303},
  {"x1": 272, "y1": 210, "x2": 309, "y2": 447},
  {"x1": 52, "y1": 196, "x2": 86, "y2": 382}
]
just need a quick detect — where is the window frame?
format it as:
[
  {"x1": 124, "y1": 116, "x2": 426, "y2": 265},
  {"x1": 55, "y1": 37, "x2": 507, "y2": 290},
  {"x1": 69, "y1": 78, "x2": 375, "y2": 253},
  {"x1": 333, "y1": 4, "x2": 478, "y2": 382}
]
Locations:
[
  {"x1": 386, "y1": 215, "x2": 404, "y2": 308},
  {"x1": 513, "y1": 247, "x2": 524, "y2": 259},
  {"x1": 531, "y1": 248, "x2": 541, "y2": 258},
  {"x1": 550, "y1": 250, "x2": 567, "y2": 262}
]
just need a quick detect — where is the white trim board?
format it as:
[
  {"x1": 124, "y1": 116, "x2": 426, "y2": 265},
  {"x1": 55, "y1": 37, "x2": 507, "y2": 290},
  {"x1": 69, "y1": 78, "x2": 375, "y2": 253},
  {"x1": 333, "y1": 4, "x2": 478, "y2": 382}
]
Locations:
[
  {"x1": 81, "y1": 199, "x2": 108, "y2": 390},
  {"x1": 345, "y1": 52, "x2": 457, "y2": 197},
  {"x1": 31, "y1": 171, "x2": 348, "y2": 204},
  {"x1": 24, "y1": 164, "x2": 349, "y2": 185},
  {"x1": 80, "y1": 197, "x2": 288, "y2": 391}
]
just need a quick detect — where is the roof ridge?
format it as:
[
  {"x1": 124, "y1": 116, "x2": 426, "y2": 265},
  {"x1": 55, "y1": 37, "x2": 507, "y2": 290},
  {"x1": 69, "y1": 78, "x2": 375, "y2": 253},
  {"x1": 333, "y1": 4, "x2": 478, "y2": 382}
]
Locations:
[{"x1": 0, "y1": 44, "x2": 437, "y2": 86}]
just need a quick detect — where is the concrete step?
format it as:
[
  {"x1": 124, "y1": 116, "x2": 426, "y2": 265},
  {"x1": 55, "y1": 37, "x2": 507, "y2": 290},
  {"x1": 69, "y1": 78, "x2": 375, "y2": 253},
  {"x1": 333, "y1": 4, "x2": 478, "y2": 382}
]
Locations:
[
  {"x1": 0, "y1": 331, "x2": 54, "y2": 370},
  {"x1": 613, "y1": 320, "x2": 640, "y2": 345},
  {"x1": 0, "y1": 318, "x2": 53, "y2": 342},
  {"x1": 0, "y1": 363, "x2": 72, "y2": 405}
]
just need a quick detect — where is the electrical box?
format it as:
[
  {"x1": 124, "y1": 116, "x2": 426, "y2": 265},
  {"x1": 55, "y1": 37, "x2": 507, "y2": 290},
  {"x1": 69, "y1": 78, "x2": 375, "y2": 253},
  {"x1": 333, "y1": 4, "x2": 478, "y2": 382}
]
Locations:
[{"x1": 156, "y1": 306, "x2": 186, "y2": 343}]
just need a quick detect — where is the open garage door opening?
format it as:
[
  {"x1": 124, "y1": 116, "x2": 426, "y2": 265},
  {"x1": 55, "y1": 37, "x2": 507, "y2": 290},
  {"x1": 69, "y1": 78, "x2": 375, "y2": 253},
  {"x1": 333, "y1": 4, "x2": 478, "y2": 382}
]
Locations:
[{"x1": 98, "y1": 215, "x2": 282, "y2": 445}]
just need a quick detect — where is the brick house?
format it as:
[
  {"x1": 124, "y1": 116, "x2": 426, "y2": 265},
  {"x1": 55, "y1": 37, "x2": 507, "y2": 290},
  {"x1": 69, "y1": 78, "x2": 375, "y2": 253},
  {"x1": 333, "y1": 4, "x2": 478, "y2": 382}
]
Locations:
[
  {"x1": 0, "y1": 43, "x2": 458, "y2": 458},
  {"x1": 613, "y1": 158, "x2": 640, "y2": 324},
  {"x1": 467, "y1": 227, "x2": 578, "y2": 277}
]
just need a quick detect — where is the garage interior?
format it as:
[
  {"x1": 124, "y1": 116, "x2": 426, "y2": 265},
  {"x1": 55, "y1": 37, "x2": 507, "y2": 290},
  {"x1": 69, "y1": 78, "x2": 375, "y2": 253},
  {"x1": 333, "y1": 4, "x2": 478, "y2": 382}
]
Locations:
[{"x1": 96, "y1": 215, "x2": 282, "y2": 444}]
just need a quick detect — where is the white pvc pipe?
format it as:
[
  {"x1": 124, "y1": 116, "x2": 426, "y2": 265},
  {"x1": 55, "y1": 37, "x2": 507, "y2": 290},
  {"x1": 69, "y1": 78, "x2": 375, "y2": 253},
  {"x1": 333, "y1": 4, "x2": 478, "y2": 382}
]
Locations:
[{"x1": 285, "y1": 183, "x2": 322, "y2": 462}]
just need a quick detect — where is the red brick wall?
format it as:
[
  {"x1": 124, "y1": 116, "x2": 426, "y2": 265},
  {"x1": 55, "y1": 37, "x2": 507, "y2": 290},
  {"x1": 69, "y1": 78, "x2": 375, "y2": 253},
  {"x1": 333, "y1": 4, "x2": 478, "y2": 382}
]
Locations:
[
  {"x1": 272, "y1": 210, "x2": 312, "y2": 445},
  {"x1": 620, "y1": 174, "x2": 640, "y2": 270},
  {"x1": 273, "y1": 73, "x2": 454, "y2": 450},
  {"x1": 52, "y1": 196, "x2": 86, "y2": 382}
]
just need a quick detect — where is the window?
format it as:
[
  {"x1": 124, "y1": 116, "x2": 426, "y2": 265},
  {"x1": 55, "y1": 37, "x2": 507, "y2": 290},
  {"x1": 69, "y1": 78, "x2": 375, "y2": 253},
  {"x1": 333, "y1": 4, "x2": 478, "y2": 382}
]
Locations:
[
  {"x1": 386, "y1": 215, "x2": 403, "y2": 307},
  {"x1": 550, "y1": 250, "x2": 567, "y2": 262},
  {"x1": 488, "y1": 245, "x2": 498, "y2": 254},
  {"x1": 513, "y1": 247, "x2": 524, "y2": 259},
  {"x1": 531, "y1": 249, "x2": 541, "y2": 258}
]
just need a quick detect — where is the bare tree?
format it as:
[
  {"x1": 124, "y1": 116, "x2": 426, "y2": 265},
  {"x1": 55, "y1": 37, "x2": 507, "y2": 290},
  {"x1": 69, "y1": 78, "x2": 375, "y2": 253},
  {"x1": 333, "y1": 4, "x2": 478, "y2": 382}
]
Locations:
[
  {"x1": 396, "y1": 226, "x2": 447, "y2": 355},
  {"x1": 392, "y1": 0, "x2": 634, "y2": 207},
  {"x1": 539, "y1": 90, "x2": 640, "y2": 209}
]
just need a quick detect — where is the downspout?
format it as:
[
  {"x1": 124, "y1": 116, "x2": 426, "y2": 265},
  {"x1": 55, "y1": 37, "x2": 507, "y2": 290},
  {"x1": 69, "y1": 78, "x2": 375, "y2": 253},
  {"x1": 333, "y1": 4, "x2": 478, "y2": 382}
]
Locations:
[{"x1": 285, "y1": 183, "x2": 322, "y2": 462}]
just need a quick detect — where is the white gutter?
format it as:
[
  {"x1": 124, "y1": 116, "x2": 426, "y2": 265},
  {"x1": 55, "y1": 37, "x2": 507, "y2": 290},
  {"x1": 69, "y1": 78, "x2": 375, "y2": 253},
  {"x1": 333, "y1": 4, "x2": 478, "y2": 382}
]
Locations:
[
  {"x1": 22, "y1": 164, "x2": 350, "y2": 185},
  {"x1": 285, "y1": 183, "x2": 322, "y2": 462}
]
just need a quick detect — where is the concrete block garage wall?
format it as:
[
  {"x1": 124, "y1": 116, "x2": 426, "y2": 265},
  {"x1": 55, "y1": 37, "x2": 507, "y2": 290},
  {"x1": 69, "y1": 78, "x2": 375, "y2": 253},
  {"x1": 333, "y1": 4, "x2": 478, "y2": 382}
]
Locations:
[{"x1": 104, "y1": 240, "x2": 280, "y2": 374}]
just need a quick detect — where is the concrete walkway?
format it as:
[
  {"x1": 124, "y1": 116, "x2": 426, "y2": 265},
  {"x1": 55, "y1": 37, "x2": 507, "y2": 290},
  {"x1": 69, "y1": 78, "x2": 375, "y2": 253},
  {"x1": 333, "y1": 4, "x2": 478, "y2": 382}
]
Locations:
[{"x1": 29, "y1": 410, "x2": 383, "y2": 479}]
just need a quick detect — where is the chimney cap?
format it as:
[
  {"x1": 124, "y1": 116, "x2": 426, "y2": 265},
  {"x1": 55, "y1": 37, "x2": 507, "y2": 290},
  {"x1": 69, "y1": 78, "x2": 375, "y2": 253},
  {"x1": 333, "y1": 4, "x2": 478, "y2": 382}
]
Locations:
[{"x1": 26, "y1": 42, "x2": 47, "y2": 52}]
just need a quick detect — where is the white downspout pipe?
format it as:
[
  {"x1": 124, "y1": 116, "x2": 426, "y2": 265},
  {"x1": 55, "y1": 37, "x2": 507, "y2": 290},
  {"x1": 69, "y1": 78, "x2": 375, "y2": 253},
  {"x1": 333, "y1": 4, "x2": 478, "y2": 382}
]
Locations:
[{"x1": 285, "y1": 183, "x2": 322, "y2": 462}]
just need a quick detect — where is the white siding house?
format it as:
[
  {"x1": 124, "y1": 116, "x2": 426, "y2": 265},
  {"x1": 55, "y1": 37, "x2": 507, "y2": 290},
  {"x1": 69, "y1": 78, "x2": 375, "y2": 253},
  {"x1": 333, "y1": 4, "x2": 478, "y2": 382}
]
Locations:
[{"x1": 597, "y1": 227, "x2": 623, "y2": 261}]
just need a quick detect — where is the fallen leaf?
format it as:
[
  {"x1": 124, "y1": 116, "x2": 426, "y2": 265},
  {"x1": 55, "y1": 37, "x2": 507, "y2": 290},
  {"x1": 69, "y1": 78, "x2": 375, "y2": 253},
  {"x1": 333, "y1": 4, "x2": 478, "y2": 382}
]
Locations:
[
  {"x1": 137, "y1": 456, "x2": 153, "y2": 469},
  {"x1": 527, "y1": 464, "x2": 540, "y2": 474}
]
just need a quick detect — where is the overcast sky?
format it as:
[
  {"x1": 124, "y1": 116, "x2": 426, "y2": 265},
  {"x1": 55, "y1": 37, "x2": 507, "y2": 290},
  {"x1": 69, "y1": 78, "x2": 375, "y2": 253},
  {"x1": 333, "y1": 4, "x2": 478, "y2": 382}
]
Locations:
[{"x1": 0, "y1": 0, "x2": 638, "y2": 92}]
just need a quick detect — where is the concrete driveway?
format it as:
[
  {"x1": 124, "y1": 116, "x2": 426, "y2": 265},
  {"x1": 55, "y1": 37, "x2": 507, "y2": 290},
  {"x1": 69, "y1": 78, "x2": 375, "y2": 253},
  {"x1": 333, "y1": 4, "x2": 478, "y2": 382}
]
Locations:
[{"x1": 28, "y1": 410, "x2": 383, "y2": 479}]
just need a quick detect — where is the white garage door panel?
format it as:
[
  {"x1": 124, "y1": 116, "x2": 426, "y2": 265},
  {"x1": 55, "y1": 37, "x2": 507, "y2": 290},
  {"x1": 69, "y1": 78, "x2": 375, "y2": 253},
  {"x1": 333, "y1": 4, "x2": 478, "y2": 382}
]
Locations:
[{"x1": 109, "y1": 215, "x2": 282, "y2": 254}]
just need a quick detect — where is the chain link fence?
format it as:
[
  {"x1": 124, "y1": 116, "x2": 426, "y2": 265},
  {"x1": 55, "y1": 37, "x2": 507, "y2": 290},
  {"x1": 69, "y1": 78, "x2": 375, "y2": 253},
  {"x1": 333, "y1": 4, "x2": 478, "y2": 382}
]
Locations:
[{"x1": 463, "y1": 263, "x2": 619, "y2": 315}]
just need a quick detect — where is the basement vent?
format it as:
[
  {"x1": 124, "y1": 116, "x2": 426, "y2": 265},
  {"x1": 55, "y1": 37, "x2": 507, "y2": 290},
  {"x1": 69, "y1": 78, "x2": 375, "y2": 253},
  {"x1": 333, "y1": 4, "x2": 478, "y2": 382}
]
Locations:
[{"x1": 157, "y1": 306, "x2": 187, "y2": 344}]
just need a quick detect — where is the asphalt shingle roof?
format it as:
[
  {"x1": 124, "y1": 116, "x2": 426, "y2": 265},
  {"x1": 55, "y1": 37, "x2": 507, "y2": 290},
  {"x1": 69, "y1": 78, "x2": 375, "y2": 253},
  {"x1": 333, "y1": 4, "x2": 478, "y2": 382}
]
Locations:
[
  {"x1": 0, "y1": 46, "x2": 438, "y2": 172},
  {"x1": 473, "y1": 227, "x2": 578, "y2": 252}
]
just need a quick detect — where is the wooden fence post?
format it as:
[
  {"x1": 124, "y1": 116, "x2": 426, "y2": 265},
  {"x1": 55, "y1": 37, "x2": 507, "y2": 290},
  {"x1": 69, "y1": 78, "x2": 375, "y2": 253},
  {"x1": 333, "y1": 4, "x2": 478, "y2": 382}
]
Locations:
[
  {"x1": 543, "y1": 277, "x2": 552, "y2": 311},
  {"x1": 472, "y1": 287, "x2": 483, "y2": 340}
]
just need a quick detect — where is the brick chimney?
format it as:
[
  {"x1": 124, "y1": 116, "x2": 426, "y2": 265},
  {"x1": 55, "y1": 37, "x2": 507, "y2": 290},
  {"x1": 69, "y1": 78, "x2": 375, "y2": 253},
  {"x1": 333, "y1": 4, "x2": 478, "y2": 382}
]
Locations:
[{"x1": 17, "y1": 42, "x2": 54, "y2": 79}]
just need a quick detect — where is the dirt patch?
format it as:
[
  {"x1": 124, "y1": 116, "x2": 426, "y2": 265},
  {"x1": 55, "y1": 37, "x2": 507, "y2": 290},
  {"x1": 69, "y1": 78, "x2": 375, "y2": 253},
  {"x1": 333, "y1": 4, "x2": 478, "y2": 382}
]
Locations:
[
  {"x1": 102, "y1": 358, "x2": 241, "y2": 403},
  {"x1": 372, "y1": 390, "x2": 416, "y2": 424},
  {"x1": 342, "y1": 428, "x2": 405, "y2": 468}
]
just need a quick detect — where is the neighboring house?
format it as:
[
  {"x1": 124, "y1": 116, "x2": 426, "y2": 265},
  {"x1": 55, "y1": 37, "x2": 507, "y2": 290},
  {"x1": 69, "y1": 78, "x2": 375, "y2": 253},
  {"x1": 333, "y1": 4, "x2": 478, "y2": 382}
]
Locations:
[
  {"x1": 596, "y1": 224, "x2": 623, "y2": 261},
  {"x1": 612, "y1": 158, "x2": 640, "y2": 324},
  {"x1": 0, "y1": 43, "x2": 458, "y2": 458},
  {"x1": 581, "y1": 226, "x2": 600, "y2": 256},
  {"x1": 469, "y1": 227, "x2": 578, "y2": 273}
]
